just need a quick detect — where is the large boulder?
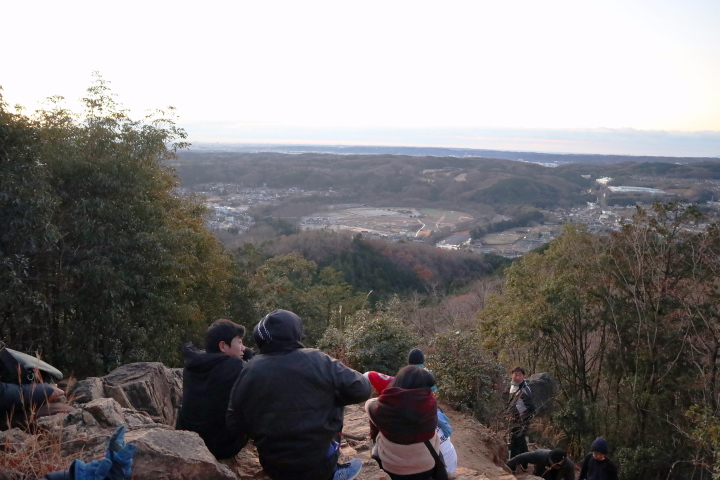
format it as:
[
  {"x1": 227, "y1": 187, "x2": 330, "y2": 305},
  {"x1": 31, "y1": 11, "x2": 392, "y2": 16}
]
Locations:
[
  {"x1": 527, "y1": 372, "x2": 557, "y2": 415},
  {"x1": 125, "y1": 426, "x2": 237, "y2": 480},
  {"x1": 67, "y1": 362, "x2": 183, "y2": 426}
]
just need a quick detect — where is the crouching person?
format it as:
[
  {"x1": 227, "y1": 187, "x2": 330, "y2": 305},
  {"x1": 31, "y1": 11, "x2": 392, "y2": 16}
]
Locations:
[
  {"x1": 507, "y1": 448, "x2": 574, "y2": 480},
  {"x1": 227, "y1": 309, "x2": 371, "y2": 480}
]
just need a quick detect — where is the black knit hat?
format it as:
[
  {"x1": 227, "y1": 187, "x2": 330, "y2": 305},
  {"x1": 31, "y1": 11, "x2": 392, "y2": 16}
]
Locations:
[
  {"x1": 591, "y1": 437, "x2": 609, "y2": 454},
  {"x1": 548, "y1": 449, "x2": 567, "y2": 464},
  {"x1": 205, "y1": 319, "x2": 245, "y2": 353},
  {"x1": 408, "y1": 348, "x2": 425, "y2": 365}
]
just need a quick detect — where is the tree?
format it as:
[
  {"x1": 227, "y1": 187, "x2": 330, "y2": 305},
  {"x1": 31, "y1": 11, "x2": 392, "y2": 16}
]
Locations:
[{"x1": 0, "y1": 77, "x2": 237, "y2": 375}]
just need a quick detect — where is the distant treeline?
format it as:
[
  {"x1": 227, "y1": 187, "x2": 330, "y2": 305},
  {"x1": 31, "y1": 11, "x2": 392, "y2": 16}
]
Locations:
[{"x1": 470, "y1": 210, "x2": 546, "y2": 239}]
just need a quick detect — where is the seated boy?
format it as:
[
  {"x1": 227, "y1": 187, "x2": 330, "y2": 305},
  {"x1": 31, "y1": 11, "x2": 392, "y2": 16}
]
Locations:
[{"x1": 176, "y1": 318, "x2": 253, "y2": 459}]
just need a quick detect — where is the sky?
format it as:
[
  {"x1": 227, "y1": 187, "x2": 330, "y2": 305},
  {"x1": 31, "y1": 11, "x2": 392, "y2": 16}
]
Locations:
[{"x1": 3, "y1": 0, "x2": 720, "y2": 157}]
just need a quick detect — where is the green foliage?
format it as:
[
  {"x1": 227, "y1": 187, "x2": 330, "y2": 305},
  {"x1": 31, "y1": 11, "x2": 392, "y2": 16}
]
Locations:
[
  {"x1": 687, "y1": 406, "x2": 720, "y2": 479},
  {"x1": 478, "y1": 202, "x2": 720, "y2": 479},
  {"x1": 0, "y1": 77, "x2": 237, "y2": 376},
  {"x1": 248, "y1": 252, "x2": 364, "y2": 346},
  {"x1": 428, "y1": 329, "x2": 505, "y2": 423},
  {"x1": 339, "y1": 301, "x2": 419, "y2": 373}
]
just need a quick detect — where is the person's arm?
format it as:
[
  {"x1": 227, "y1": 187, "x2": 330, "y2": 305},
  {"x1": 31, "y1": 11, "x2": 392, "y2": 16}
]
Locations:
[
  {"x1": 507, "y1": 451, "x2": 538, "y2": 470},
  {"x1": 330, "y1": 357, "x2": 371, "y2": 406},
  {"x1": 521, "y1": 382, "x2": 536, "y2": 417},
  {"x1": 607, "y1": 460, "x2": 619, "y2": 480},
  {"x1": 225, "y1": 372, "x2": 248, "y2": 436},
  {"x1": 562, "y1": 460, "x2": 576, "y2": 480},
  {"x1": 578, "y1": 454, "x2": 590, "y2": 480},
  {"x1": 0, "y1": 381, "x2": 58, "y2": 409}
]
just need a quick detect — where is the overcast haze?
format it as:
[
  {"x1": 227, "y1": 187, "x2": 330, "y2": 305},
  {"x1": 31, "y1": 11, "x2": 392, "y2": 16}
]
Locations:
[{"x1": 3, "y1": 0, "x2": 720, "y2": 157}]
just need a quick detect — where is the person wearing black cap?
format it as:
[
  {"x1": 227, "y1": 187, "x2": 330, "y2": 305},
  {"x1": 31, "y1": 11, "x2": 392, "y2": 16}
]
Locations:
[
  {"x1": 507, "y1": 448, "x2": 575, "y2": 480},
  {"x1": 227, "y1": 309, "x2": 371, "y2": 480},
  {"x1": 176, "y1": 318, "x2": 254, "y2": 459},
  {"x1": 579, "y1": 437, "x2": 619, "y2": 480}
]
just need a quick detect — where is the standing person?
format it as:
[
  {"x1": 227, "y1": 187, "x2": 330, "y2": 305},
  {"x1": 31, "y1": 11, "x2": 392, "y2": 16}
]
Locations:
[
  {"x1": 176, "y1": 318, "x2": 254, "y2": 459},
  {"x1": 578, "y1": 437, "x2": 619, "y2": 480},
  {"x1": 366, "y1": 365, "x2": 447, "y2": 480},
  {"x1": 507, "y1": 448, "x2": 575, "y2": 480},
  {"x1": 226, "y1": 309, "x2": 371, "y2": 480},
  {"x1": 505, "y1": 366, "x2": 536, "y2": 471}
]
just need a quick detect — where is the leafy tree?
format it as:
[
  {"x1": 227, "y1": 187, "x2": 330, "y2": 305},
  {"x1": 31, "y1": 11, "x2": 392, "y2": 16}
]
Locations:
[{"x1": 0, "y1": 77, "x2": 237, "y2": 375}]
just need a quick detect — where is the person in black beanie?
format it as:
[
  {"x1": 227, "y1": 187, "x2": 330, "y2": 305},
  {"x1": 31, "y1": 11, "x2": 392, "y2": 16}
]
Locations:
[
  {"x1": 578, "y1": 437, "x2": 619, "y2": 480},
  {"x1": 408, "y1": 348, "x2": 425, "y2": 365},
  {"x1": 507, "y1": 448, "x2": 574, "y2": 480}
]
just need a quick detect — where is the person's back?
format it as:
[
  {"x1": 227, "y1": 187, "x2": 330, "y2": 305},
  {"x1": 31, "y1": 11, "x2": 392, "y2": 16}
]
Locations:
[
  {"x1": 507, "y1": 448, "x2": 574, "y2": 480},
  {"x1": 227, "y1": 309, "x2": 370, "y2": 480},
  {"x1": 176, "y1": 319, "x2": 251, "y2": 459},
  {"x1": 366, "y1": 365, "x2": 444, "y2": 480}
]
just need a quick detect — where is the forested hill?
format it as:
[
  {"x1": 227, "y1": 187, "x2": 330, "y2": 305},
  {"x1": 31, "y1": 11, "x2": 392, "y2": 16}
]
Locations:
[
  {"x1": 175, "y1": 151, "x2": 720, "y2": 211},
  {"x1": 187, "y1": 142, "x2": 719, "y2": 164}
]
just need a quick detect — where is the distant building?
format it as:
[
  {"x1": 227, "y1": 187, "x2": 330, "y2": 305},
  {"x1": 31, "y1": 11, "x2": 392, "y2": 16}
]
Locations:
[{"x1": 436, "y1": 233, "x2": 472, "y2": 250}]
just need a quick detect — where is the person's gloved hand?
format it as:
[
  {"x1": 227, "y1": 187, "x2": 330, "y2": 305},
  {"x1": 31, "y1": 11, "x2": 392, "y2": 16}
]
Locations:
[
  {"x1": 70, "y1": 458, "x2": 112, "y2": 480},
  {"x1": 105, "y1": 426, "x2": 137, "y2": 480}
]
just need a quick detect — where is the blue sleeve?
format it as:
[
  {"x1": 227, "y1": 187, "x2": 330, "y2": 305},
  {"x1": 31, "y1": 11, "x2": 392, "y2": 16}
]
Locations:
[{"x1": 0, "y1": 381, "x2": 54, "y2": 409}]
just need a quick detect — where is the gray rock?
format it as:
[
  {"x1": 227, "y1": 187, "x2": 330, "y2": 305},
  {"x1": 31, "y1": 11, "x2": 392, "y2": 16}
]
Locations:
[
  {"x1": 102, "y1": 362, "x2": 178, "y2": 425},
  {"x1": 125, "y1": 427, "x2": 238, "y2": 480},
  {"x1": 84, "y1": 397, "x2": 126, "y2": 427},
  {"x1": 528, "y1": 372, "x2": 557, "y2": 415},
  {"x1": 68, "y1": 377, "x2": 104, "y2": 404},
  {"x1": 0, "y1": 428, "x2": 31, "y2": 452}
]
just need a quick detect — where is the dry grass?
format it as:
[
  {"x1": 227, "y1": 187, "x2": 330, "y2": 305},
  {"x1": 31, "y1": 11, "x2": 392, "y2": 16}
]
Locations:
[{"x1": 0, "y1": 384, "x2": 78, "y2": 480}]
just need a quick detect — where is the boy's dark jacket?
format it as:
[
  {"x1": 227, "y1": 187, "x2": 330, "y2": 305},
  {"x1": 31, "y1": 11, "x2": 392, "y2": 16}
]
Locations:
[
  {"x1": 176, "y1": 343, "x2": 250, "y2": 459},
  {"x1": 226, "y1": 309, "x2": 371, "y2": 480},
  {"x1": 579, "y1": 453, "x2": 619, "y2": 480}
]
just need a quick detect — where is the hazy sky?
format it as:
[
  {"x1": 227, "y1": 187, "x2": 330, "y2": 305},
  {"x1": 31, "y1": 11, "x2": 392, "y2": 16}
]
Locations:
[{"x1": 3, "y1": 0, "x2": 720, "y2": 157}]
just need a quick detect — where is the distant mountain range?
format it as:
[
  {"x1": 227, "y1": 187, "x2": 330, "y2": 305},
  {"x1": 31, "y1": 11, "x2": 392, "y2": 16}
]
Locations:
[{"x1": 189, "y1": 142, "x2": 719, "y2": 165}]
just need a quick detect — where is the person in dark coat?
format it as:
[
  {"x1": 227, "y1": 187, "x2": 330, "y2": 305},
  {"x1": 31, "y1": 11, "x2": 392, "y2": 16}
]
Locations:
[
  {"x1": 578, "y1": 437, "x2": 619, "y2": 480},
  {"x1": 504, "y1": 366, "x2": 536, "y2": 470},
  {"x1": 176, "y1": 318, "x2": 253, "y2": 459},
  {"x1": 1, "y1": 381, "x2": 64, "y2": 427},
  {"x1": 507, "y1": 448, "x2": 574, "y2": 480},
  {"x1": 226, "y1": 309, "x2": 371, "y2": 480}
]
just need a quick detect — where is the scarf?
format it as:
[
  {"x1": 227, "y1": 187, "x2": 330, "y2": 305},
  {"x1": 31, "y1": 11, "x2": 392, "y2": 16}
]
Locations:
[{"x1": 367, "y1": 387, "x2": 437, "y2": 445}]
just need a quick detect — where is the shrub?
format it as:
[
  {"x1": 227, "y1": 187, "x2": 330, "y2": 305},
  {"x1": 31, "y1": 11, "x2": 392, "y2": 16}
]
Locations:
[
  {"x1": 429, "y1": 329, "x2": 505, "y2": 424},
  {"x1": 341, "y1": 309, "x2": 418, "y2": 374}
]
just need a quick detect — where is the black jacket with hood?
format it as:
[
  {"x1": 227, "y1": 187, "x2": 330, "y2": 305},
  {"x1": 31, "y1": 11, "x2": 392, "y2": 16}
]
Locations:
[
  {"x1": 176, "y1": 343, "x2": 249, "y2": 459},
  {"x1": 226, "y1": 309, "x2": 371, "y2": 480}
]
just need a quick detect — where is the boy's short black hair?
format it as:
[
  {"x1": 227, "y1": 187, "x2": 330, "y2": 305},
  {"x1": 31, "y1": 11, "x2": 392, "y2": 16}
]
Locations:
[
  {"x1": 511, "y1": 366, "x2": 526, "y2": 375},
  {"x1": 205, "y1": 319, "x2": 245, "y2": 353}
]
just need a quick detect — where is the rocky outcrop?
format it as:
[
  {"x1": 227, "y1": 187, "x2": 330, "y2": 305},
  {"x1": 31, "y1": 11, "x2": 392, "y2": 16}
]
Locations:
[
  {"x1": 69, "y1": 362, "x2": 182, "y2": 426},
  {"x1": 5, "y1": 363, "x2": 514, "y2": 480}
]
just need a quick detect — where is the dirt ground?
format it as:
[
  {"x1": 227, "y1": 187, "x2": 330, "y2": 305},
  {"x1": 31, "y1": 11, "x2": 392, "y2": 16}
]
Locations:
[{"x1": 224, "y1": 402, "x2": 524, "y2": 480}]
